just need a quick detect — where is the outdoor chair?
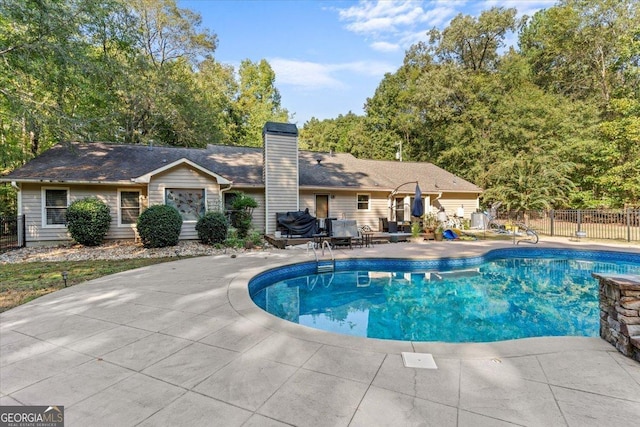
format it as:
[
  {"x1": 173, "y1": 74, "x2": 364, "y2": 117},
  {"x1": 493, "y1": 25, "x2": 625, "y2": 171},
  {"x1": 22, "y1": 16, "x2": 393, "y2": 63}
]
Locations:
[
  {"x1": 330, "y1": 219, "x2": 359, "y2": 249},
  {"x1": 354, "y1": 225, "x2": 372, "y2": 248}
]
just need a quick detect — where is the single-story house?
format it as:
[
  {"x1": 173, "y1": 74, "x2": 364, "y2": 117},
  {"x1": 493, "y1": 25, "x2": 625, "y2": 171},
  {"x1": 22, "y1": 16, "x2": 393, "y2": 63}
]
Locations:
[{"x1": 1, "y1": 122, "x2": 482, "y2": 246}]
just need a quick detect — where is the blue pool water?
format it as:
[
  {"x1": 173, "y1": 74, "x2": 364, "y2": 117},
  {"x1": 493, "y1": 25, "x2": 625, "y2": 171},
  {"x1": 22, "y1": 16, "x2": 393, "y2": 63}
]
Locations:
[{"x1": 249, "y1": 249, "x2": 640, "y2": 342}]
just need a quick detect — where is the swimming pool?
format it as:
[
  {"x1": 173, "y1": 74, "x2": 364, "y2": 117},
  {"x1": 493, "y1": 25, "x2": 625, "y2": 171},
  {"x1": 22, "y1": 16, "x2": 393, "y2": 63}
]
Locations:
[{"x1": 249, "y1": 248, "x2": 640, "y2": 342}]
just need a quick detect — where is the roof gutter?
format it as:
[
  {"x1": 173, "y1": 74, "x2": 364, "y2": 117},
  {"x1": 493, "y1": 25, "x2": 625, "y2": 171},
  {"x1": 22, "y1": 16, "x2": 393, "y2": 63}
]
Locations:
[{"x1": 0, "y1": 178, "x2": 143, "y2": 186}]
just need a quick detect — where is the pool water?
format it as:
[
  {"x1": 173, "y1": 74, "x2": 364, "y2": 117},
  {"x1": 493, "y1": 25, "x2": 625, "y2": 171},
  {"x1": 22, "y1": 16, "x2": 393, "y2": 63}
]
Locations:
[{"x1": 249, "y1": 249, "x2": 640, "y2": 342}]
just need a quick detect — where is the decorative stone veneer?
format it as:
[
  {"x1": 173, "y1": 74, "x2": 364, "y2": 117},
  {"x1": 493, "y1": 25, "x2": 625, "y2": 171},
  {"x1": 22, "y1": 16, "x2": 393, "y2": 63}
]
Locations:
[{"x1": 594, "y1": 273, "x2": 640, "y2": 362}]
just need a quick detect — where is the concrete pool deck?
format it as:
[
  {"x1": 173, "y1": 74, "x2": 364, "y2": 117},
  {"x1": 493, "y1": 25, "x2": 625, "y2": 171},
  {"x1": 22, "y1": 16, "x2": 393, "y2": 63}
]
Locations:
[{"x1": 1, "y1": 238, "x2": 640, "y2": 426}]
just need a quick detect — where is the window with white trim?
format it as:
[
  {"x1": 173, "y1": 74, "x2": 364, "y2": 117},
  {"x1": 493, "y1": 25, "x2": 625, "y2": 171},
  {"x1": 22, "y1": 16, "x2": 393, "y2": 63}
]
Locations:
[
  {"x1": 165, "y1": 188, "x2": 205, "y2": 221},
  {"x1": 43, "y1": 188, "x2": 68, "y2": 226},
  {"x1": 119, "y1": 190, "x2": 140, "y2": 225},
  {"x1": 357, "y1": 194, "x2": 370, "y2": 210}
]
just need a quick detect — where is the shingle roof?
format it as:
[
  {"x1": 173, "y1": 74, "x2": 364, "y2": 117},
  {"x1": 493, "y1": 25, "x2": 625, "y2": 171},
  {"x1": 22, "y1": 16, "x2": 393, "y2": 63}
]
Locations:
[{"x1": 2, "y1": 142, "x2": 482, "y2": 193}]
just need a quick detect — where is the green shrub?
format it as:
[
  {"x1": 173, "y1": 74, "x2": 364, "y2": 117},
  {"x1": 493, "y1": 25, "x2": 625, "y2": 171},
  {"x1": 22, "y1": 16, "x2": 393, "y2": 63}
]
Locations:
[
  {"x1": 248, "y1": 230, "x2": 264, "y2": 246},
  {"x1": 196, "y1": 211, "x2": 228, "y2": 245},
  {"x1": 136, "y1": 204, "x2": 183, "y2": 248},
  {"x1": 230, "y1": 193, "x2": 258, "y2": 239},
  {"x1": 66, "y1": 197, "x2": 111, "y2": 246}
]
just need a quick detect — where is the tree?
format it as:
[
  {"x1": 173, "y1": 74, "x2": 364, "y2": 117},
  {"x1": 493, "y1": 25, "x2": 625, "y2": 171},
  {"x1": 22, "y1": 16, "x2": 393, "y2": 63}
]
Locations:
[
  {"x1": 520, "y1": 0, "x2": 639, "y2": 107},
  {"x1": 119, "y1": 0, "x2": 218, "y2": 145},
  {"x1": 132, "y1": 0, "x2": 217, "y2": 67},
  {"x1": 0, "y1": 0, "x2": 136, "y2": 161},
  {"x1": 234, "y1": 59, "x2": 289, "y2": 147},
  {"x1": 482, "y1": 155, "x2": 576, "y2": 212},
  {"x1": 428, "y1": 7, "x2": 519, "y2": 71}
]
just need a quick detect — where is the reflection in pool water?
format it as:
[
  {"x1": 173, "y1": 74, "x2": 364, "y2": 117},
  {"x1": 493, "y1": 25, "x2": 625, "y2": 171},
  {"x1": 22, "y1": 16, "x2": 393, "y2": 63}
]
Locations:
[{"x1": 249, "y1": 249, "x2": 640, "y2": 342}]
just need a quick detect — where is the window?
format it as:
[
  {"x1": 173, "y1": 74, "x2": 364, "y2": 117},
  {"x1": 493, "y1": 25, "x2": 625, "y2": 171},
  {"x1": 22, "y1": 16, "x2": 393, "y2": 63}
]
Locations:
[
  {"x1": 165, "y1": 188, "x2": 205, "y2": 221},
  {"x1": 395, "y1": 197, "x2": 405, "y2": 222},
  {"x1": 119, "y1": 190, "x2": 140, "y2": 225},
  {"x1": 357, "y1": 194, "x2": 370, "y2": 210},
  {"x1": 224, "y1": 192, "x2": 238, "y2": 213},
  {"x1": 44, "y1": 188, "x2": 68, "y2": 226}
]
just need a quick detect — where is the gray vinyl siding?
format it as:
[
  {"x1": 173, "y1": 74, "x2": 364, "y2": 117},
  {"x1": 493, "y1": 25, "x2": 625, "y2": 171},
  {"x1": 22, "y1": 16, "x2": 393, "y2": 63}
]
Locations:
[
  {"x1": 148, "y1": 166, "x2": 221, "y2": 240},
  {"x1": 300, "y1": 190, "x2": 390, "y2": 231},
  {"x1": 20, "y1": 183, "x2": 146, "y2": 246},
  {"x1": 21, "y1": 183, "x2": 69, "y2": 244},
  {"x1": 431, "y1": 192, "x2": 480, "y2": 219},
  {"x1": 242, "y1": 189, "x2": 266, "y2": 233},
  {"x1": 264, "y1": 132, "x2": 298, "y2": 233}
]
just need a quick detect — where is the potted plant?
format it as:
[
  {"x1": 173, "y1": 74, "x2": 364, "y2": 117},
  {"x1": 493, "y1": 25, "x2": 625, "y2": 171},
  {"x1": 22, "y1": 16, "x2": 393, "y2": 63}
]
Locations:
[
  {"x1": 434, "y1": 224, "x2": 444, "y2": 241},
  {"x1": 422, "y1": 213, "x2": 437, "y2": 240},
  {"x1": 411, "y1": 221, "x2": 421, "y2": 238},
  {"x1": 408, "y1": 221, "x2": 422, "y2": 243}
]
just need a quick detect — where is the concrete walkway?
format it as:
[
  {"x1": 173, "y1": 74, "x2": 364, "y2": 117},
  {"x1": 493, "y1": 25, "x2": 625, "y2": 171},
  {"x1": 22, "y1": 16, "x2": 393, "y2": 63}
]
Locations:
[{"x1": 1, "y1": 238, "x2": 640, "y2": 426}]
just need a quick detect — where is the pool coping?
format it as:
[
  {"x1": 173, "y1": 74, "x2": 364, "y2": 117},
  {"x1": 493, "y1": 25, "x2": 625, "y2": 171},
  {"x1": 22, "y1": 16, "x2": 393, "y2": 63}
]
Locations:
[{"x1": 227, "y1": 240, "x2": 640, "y2": 358}]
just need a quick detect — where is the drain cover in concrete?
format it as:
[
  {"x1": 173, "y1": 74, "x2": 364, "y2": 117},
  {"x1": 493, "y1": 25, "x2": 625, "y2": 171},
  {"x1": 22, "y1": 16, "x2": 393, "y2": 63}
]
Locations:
[{"x1": 401, "y1": 352, "x2": 438, "y2": 369}]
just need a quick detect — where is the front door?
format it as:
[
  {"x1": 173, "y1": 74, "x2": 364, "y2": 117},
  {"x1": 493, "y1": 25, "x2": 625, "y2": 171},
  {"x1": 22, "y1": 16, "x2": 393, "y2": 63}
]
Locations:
[{"x1": 316, "y1": 194, "x2": 329, "y2": 218}]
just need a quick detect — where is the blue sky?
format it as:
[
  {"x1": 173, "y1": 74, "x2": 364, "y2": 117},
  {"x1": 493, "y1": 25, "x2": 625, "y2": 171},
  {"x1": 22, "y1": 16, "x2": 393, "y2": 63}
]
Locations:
[{"x1": 179, "y1": 0, "x2": 556, "y2": 125}]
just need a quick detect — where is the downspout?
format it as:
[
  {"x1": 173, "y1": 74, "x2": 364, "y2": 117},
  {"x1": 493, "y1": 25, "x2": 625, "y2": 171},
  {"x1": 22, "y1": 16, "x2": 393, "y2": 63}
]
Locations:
[
  {"x1": 11, "y1": 181, "x2": 23, "y2": 246},
  {"x1": 220, "y1": 183, "x2": 234, "y2": 212},
  {"x1": 11, "y1": 181, "x2": 21, "y2": 214}
]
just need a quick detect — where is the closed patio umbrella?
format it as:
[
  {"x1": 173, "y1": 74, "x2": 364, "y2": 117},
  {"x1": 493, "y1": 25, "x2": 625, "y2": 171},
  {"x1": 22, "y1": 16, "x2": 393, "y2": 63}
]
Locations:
[{"x1": 411, "y1": 183, "x2": 424, "y2": 218}]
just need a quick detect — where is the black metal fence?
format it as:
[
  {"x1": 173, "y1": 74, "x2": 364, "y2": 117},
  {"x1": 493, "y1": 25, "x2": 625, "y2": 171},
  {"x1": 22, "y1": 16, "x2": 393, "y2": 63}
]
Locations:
[
  {"x1": 494, "y1": 209, "x2": 640, "y2": 242},
  {"x1": 1, "y1": 215, "x2": 25, "y2": 252}
]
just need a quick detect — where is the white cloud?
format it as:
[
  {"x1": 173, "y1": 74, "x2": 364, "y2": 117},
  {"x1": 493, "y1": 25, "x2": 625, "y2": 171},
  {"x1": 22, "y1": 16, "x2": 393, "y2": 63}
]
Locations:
[
  {"x1": 270, "y1": 59, "x2": 344, "y2": 89},
  {"x1": 270, "y1": 58, "x2": 396, "y2": 90},
  {"x1": 338, "y1": 1, "x2": 459, "y2": 36},
  {"x1": 370, "y1": 41, "x2": 401, "y2": 53},
  {"x1": 338, "y1": 0, "x2": 424, "y2": 35},
  {"x1": 334, "y1": 1, "x2": 460, "y2": 54},
  {"x1": 334, "y1": 1, "x2": 555, "y2": 54}
]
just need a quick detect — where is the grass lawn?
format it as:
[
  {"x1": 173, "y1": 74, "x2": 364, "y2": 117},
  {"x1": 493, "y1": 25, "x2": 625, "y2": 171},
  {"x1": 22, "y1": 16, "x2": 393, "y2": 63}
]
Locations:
[{"x1": 0, "y1": 257, "x2": 190, "y2": 312}]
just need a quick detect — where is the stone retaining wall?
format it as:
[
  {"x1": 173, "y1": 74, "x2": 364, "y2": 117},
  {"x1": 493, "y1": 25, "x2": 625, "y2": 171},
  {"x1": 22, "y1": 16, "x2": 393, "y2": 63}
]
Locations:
[{"x1": 594, "y1": 273, "x2": 640, "y2": 362}]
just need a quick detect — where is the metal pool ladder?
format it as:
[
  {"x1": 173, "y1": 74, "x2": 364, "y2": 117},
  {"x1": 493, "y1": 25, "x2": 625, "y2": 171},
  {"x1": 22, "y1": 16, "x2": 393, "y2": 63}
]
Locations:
[{"x1": 312, "y1": 240, "x2": 335, "y2": 273}]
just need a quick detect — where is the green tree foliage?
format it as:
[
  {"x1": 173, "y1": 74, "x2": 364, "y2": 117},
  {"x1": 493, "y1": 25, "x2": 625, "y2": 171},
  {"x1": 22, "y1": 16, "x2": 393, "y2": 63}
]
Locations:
[
  {"x1": 519, "y1": 0, "x2": 639, "y2": 107},
  {"x1": 235, "y1": 59, "x2": 290, "y2": 147},
  {"x1": 66, "y1": 197, "x2": 112, "y2": 246},
  {"x1": 302, "y1": 1, "x2": 638, "y2": 210},
  {"x1": 0, "y1": 0, "x2": 290, "y2": 162},
  {"x1": 299, "y1": 113, "x2": 372, "y2": 157},
  {"x1": 428, "y1": 7, "x2": 519, "y2": 71},
  {"x1": 482, "y1": 156, "x2": 576, "y2": 212}
]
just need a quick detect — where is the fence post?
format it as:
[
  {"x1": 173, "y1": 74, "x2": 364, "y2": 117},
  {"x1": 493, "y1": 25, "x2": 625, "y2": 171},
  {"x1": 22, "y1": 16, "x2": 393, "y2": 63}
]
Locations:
[
  {"x1": 627, "y1": 208, "x2": 631, "y2": 242},
  {"x1": 20, "y1": 214, "x2": 26, "y2": 247},
  {"x1": 577, "y1": 209, "x2": 582, "y2": 233},
  {"x1": 550, "y1": 210, "x2": 554, "y2": 236}
]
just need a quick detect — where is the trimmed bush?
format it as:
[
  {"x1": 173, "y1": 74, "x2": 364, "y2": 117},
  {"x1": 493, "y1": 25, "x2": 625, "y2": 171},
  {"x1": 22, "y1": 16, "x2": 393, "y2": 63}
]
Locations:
[
  {"x1": 66, "y1": 197, "x2": 111, "y2": 246},
  {"x1": 196, "y1": 211, "x2": 228, "y2": 245},
  {"x1": 136, "y1": 204, "x2": 183, "y2": 248}
]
